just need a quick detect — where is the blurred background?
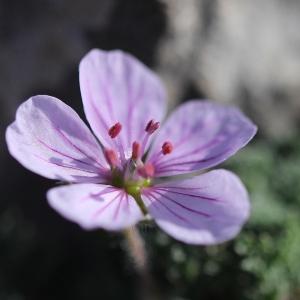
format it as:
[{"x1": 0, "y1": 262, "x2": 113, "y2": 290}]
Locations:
[{"x1": 1, "y1": 0, "x2": 300, "y2": 299}]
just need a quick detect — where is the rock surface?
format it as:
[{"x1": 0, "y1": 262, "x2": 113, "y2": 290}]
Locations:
[{"x1": 158, "y1": 0, "x2": 300, "y2": 138}]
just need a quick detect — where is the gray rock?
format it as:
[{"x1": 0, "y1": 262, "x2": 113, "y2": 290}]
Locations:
[{"x1": 158, "y1": 0, "x2": 300, "y2": 138}]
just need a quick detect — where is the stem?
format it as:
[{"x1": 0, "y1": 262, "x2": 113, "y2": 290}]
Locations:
[
  {"x1": 134, "y1": 194, "x2": 148, "y2": 216},
  {"x1": 123, "y1": 227, "x2": 162, "y2": 300},
  {"x1": 124, "y1": 226, "x2": 148, "y2": 273}
]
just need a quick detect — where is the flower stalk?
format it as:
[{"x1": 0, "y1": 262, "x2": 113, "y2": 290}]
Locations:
[
  {"x1": 123, "y1": 226, "x2": 148, "y2": 273},
  {"x1": 123, "y1": 226, "x2": 162, "y2": 300}
]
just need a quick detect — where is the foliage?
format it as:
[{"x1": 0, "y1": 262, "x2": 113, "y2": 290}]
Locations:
[{"x1": 142, "y1": 137, "x2": 300, "y2": 300}]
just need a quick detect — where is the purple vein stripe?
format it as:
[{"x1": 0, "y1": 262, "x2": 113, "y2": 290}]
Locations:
[
  {"x1": 146, "y1": 192, "x2": 193, "y2": 225},
  {"x1": 33, "y1": 153, "x2": 97, "y2": 174},
  {"x1": 128, "y1": 82, "x2": 146, "y2": 145},
  {"x1": 170, "y1": 125, "x2": 204, "y2": 149},
  {"x1": 92, "y1": 191, "x2": 122, "y2": 219},
  {"x1": 152, "y1": 190, "x2": 211, "y2": 218},
  {"x1": 154, "y1": 188, "x2": 219, "y2": 202},
  {"x1": 126, "y1": 104, "x2": 134, "y2": 146},
  {"x1": 103, "y1": 60, "x2": 116, "y2": 121},
  {"x1": 87, "y1": 80, "x2": 123, "y2": 153},
  {"x1": 84, "y1": 77, "x2": 109, "y2": 131},
  {"x1": 113, "y1": 192, "x2": 124, "y2": 220},
  {"x1": 54, "y1": 126, "x2": 105, "y2": 169},
  {"x1": 85, "y1": 187, "x2": 117, "y2": 201},
  {"x1": 125, "y1": 193, "x2": 130, "y2": 213},
  {"x1": 125, "y1": 66, "x2": 134, "y2": 146},
  {"x1": 154, "y1": 137, "x2": 221, "y2": 166},
  {"x1": 156, "y1": 150, "x2": 230, "y2": 170},
  {"x1": 144, "y1": 192, "x2": 161, "y2": 211},
  {"x1": 154, "y1": 186, "x2": 207, "y2": 191},
  {"x1": 36, "y1": 137, "x2": 98, "y2": 171}
]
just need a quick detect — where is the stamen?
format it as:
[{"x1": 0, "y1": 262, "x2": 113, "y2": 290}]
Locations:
[
  {"x1": 145, "y1": 119, "x2": 160, "y2": 134},
  {"x1": 132, "y1": 141, "x2": 141, "y2": 160},
  {"x1": 141, "y1": 119, "x2": 160, "y2": 155},
  {"x1": 162, "y1": 141, "x2": 173, "y2": 155},
  {"x1": 138, "y1": 162, "x2": 155, "y2": 178},
  {"x1": 108, "y1": 122, "x2": 122, "y2": 138},
  {"x1": 104, "y1": 148, "x2": 119, "y2": 168}
]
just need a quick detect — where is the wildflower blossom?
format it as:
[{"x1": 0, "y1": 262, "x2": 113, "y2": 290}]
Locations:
[{"x1": 6, "y1": 49, "x2": 257, "y2": 244}]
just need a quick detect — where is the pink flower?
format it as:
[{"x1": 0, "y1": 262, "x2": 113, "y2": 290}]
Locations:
[{"x1": 6, "y1": 49, "x2": 257, "y2": 245}]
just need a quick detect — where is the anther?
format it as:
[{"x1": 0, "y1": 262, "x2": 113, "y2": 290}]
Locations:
[
  {"x1": 132, "y1": 141, "x2": 141, "y2": 160},
  {"x1": 145, "y1": 119, "x2": 160, "y2": 134},
  {"x1": 104, "y1": 148, "x2": 119, "y2": 168},
  {"x1": 108, "y1": 122, "x2": 122, "y2": 138},
  {"x1": 162, "y1": 141, "x2": 173, "y2": 155},
  {"x1": 138, "y1": 162, "x2": 155, "y2": 178}
]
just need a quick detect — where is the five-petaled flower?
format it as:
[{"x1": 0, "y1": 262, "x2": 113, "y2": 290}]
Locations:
[{"x1": 6, "y1": 49, "x2": 257, "y2": 244}]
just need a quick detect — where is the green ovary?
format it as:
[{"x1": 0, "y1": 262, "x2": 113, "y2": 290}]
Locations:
[
  {"x1": 124, "y1": 178, "x2": 151, "y2": 196},
  {"x1": 124, "y1": 179, "x2": 151, "y2": 215}
]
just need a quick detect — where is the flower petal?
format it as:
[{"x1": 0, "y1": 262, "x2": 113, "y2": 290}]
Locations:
[
  {"x1": 6, "y1": 95, "x2": 109, "y2": 182},
  {"x1": 142, "y1": 169, "x2": 250, "y2": 244},
  {"x1": 79, "y1": 49, "x2": 166, "y2": 152},
  {"x1": 147, "y1": 101, "x2": 257, "y2": 177},
  {"x1": 47, "y1": 184, "x2": 143, "y2": 230}
]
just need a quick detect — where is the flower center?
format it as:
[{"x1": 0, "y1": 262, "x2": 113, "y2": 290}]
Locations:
[
  {"x1": 104, "y1": 119, "x2": 174, "y2": 213},
  {"x1": 108, "y1": 169, "x2": 151, "y2": 215}
]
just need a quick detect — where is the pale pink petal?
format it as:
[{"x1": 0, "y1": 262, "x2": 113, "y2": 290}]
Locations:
[
  {"x1": 79, "y1": 49, "x2": 166, "y2": 153},
  {"x1": 6, "y1": 95, "x2": 109, "y2": 182},
  {"x1": 147, "y1": 101, "x2": 257, "y2": 177},
  {"x1": 47, "y1": 184, "x2": 143, "y2": 230},
  {"x1": 142, "y1": 170, "x2": 250, "y2": 245}
]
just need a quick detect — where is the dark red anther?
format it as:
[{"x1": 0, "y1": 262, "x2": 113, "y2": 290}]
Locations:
[
  {"x1": 104, "y1": 148, "x2": 119, "y2": 168},
  {"x1": 138, "y1": 163, "x2": 155, "y2": 178},
  {"x1": 132, "y1": 141, "x2": 141, "y2": 160},
  {"x1": 145, "y1": 119, "x2": 160, "y2": 134},
  {"x1": 108, "y1": 122, "x2": 122, "y2": 138},
  {"x1": 162, "y1": 141, "x2": 173, "y2": 155}
]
